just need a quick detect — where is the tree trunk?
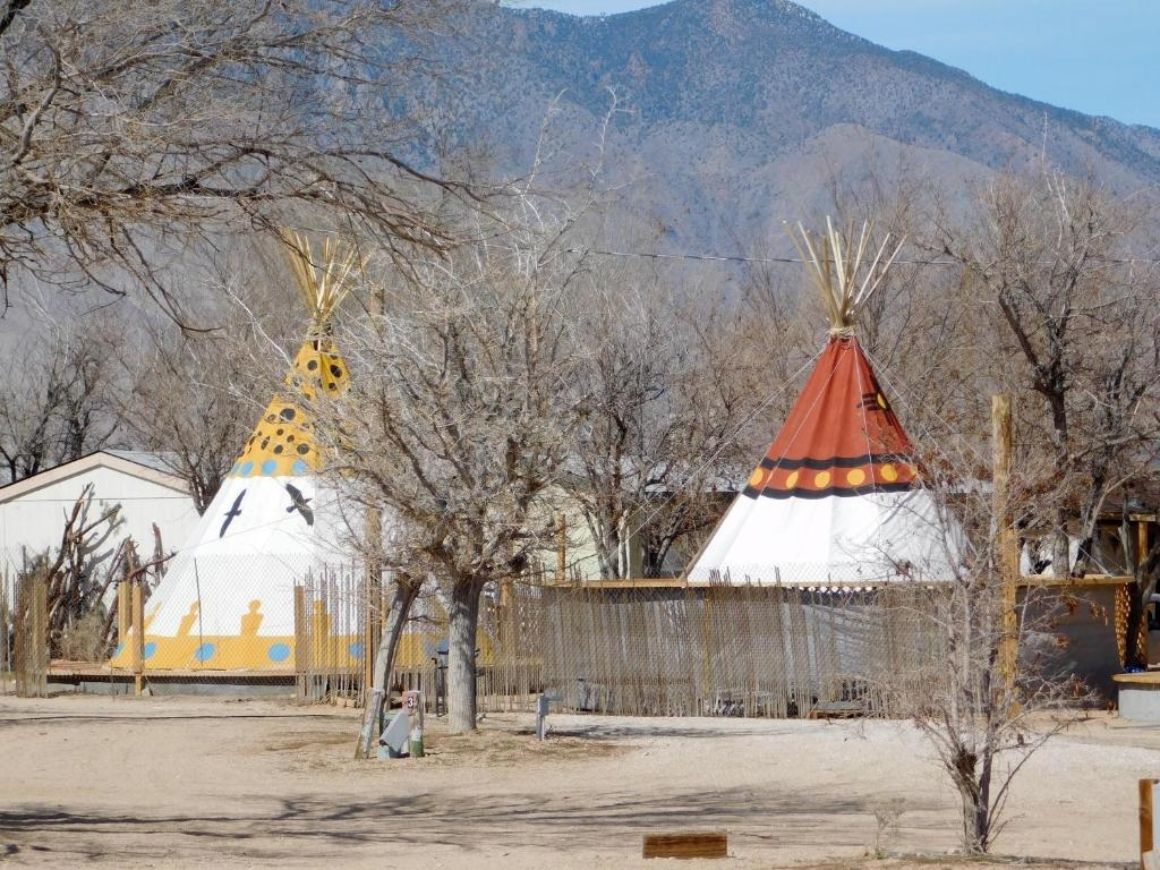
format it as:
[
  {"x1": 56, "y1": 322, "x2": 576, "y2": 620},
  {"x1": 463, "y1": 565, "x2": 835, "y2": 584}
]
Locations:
[
  {"x1": 957, "y1": 776, "x2": 989, "y2": 854},
  {"x1": 354, "y1": 578, "x2": 422, "y2": 758},
  {"x1": 448, "y1": 578, "x2": 483, "y2": 734},
  {"x1": 1050, "y1": 516, "x2": 1070, "y2": 577}
]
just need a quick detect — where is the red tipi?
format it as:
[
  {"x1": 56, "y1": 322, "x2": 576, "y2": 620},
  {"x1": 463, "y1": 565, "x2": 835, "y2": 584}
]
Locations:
[{"x1": 687, "y1": 220, "x2": 961, "y2": 584}]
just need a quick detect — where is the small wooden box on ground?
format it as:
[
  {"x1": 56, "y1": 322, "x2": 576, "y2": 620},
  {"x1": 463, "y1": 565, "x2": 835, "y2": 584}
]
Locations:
[{"x1": 642, "y1": 831, "x2": 728, "y2": 859}]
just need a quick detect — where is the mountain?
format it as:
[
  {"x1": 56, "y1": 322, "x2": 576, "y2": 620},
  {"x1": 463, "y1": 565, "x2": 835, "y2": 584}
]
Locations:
[{"x1": 410, "y1": 0, "x2": 1160, "y2": 250}]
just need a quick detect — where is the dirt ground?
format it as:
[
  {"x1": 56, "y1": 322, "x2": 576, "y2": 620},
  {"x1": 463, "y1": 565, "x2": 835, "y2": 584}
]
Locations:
[{"x1": 0, "y1": 692, "x2": 1152, "y2": 868}]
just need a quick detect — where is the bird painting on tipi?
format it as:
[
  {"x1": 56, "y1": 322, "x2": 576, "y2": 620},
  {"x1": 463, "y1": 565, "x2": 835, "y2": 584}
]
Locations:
[
  {"x1": 111, "y1": 232, "x2": 361, "y2": 671},
  {"x1": 686, "y1": 219, "x2": 962, "y2": 585}
]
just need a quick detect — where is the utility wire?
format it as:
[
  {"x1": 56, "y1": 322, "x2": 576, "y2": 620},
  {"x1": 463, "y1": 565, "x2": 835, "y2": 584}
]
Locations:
[{"x1": 570, "y1": 247, "x2": 1160, "y2": 267}]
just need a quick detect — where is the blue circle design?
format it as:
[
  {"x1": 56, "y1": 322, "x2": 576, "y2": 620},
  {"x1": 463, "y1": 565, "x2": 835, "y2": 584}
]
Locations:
[
  {"x1": 193, "y1": 643, "x2": 217, "y2": 662},
  {"x1": 267, "y1": 643, "x2": 291, "y2": 663},
  {"x1": 291, "y1": 459, "x2": 308, "y2": 475},
  {"x1": 143, "y1": 642, "x2": 157, "y2": 660},
  {"x1": 348, "y1": 642, "x2": 364, "y2": 660},
  {"x1": 239, "y1": 461, "x2": 254, "y2": 477},
  {"x1": 261, "y1": 459, "x2": 278, "y2": 476},
  {"x1": 113, "y1": 643, "x2": 124, "y2": 658}
]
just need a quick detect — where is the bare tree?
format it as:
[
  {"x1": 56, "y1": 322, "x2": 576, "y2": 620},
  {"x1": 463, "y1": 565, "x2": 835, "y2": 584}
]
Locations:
[
  {"x1": 120, "y1": 323, "x2": 269, "y2": 513},
  {"x1": 329, "y1": 207, "x2": 585, "y2": 734},
  {"x1": 0, "y1": 0, "x2": 477, "y2": 317},
  {"x1": 898, "y1": 399, "x2": 1097, "y2": 855},
  {"x1": 0, "y1": 306, "x2": 123, "y2": 483},
  {"x1": 934, "y1": 171, "x2": 1160, "y2": 578},
  {"x1": 566, "y1": 261, "x2": 786, "y2": 578}
]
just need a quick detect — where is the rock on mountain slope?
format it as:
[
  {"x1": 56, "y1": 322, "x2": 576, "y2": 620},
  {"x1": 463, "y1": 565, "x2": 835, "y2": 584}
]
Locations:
[{"x1": 411, "y1": 0, "x2": 1160, "y2": 248}]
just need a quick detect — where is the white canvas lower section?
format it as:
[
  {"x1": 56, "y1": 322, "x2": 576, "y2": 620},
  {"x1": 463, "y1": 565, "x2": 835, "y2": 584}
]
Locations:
[
  {"x1": 687, "y1": 488, "x2": 961, "y2": 585},
  {"x1": 145, "y1": 474, "x2": 347, "y2": 637}
]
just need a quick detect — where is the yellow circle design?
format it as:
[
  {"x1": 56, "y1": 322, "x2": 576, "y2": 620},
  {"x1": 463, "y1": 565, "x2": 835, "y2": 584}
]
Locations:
[
  {"x1": 748, "y1": 468, "x2": 766, "y2": 488},
  {"x1": 846, "y1": 468, "x2": 866, "y2": 486},
  {"x1": 880, "y1": 464, "x2": 898, "y2": 482},
  {"x1": 877, "y1": 393, "x2": 888, "y2": 409},
  {"x1": 814, "y1": 471, "x2": 831, "y2": 488},
  {"x1": 785, "y1": 471, "x2": 800, "y2": 488}
]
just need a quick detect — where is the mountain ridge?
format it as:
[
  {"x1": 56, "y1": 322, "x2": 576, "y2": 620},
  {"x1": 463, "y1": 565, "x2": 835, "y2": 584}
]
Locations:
[{"x1": 420, "y1": 1, "x2": 1155, "y2": 249}]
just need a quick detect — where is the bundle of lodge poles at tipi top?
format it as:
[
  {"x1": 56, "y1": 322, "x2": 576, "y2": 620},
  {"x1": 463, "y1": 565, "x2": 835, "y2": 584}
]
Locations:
[{"x1": 685, "y1": 217, "x2": 963, "y2": 587}]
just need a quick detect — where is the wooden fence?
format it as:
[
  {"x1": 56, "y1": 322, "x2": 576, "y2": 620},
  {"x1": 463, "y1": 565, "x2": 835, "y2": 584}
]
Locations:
[
  {"x1": 385, "y1": 582, "x2": 950, "y2": 719},
  {"x1": 537, "y1": 584, "x2": 949, "y2": 718},
  {"x1": 295, "y1": 566, "x2": 364, "y2": 704},
  {"x1": 14, "y1": 576, "x2": 49, "y2": 697},
  {"x1": 0, "y1": 574, "x2": 11, "y2": 694}
]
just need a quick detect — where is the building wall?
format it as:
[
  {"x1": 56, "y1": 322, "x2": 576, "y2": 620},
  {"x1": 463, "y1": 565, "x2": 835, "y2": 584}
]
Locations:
[{"x1": 0, "y1": 464, "x2": 201, "y2": 578}]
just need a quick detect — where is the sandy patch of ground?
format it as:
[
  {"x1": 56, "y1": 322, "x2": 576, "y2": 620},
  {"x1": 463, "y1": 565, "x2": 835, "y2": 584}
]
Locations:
[{"x1": 0, "y1": 693, "x2": 1149, "y2": 868}]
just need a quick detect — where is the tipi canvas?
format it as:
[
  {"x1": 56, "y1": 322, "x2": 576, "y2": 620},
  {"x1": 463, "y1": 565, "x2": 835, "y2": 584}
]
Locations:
[
  {"x1": 687, "y1": 220, "x2": 961, "y2": 585},
  {"x1": 111, "y1": 234, "x2": 360, "y2": 671}
]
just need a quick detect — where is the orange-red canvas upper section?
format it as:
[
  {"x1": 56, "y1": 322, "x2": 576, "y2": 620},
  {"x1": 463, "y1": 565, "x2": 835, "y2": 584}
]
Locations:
[{"x1": 744, "y1": 336, "x2": 918, "y2": 500}]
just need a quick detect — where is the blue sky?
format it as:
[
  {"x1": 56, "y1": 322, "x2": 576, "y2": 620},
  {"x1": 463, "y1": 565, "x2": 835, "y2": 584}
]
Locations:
[{"x1": 512, "y1": 0, "x2": 1160, "y2": 129}]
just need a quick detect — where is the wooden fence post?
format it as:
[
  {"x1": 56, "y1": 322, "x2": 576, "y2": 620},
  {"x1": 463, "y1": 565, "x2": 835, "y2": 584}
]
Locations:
[
  {"x1": 992, "y1": 394, "x2": 1019, "y2": 698},
  {"x1": 15, "y1": 577, "x2": 49, "y2": 698},
  {"x1": 132, "y1": 580, "x2": 145, "y2": 696},
  {"x1": 117, "y1": 578, "x2": 131, "y2": 647},
  {"x1": 556, "y1": 514, "x2": 567, "y2": 583},
  {"x1": 293, "y1": 585, "x2": 309, "y2": 703},
  {"x1": 1142, "y1": 778, "x2": 1159, "y2": 869}
]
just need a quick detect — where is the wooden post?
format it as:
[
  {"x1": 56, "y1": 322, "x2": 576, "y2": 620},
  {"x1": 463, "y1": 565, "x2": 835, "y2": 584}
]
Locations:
[
  {"x1": 363, "y1": 278, "x2": 386, "y2": 702},
  {"x1": 15, "y1": 578, "x2": 49, "y2": 698},
  {"x1": 992, "y1": 395, "x2": 1019, "y2": 697},
  {"x1": 1138, "y1": 521, "x2": 1151, "y2": 665},
  {"x1": 293, "y1": 585, "x2": 308, "y2": 702},
  {"x1": 117, "y1": 578, "x2": 131, "y2": 647},
  {"x1": 363, "y1": 508, "x2": 382, "y2": 701},
  {"x1": 556, "y1": 513, "x2": 567, "y2": 583},
  {"x1": 1142, "y1": 778, "x2": 1158, "y2": 869},
  {"x1": 131, "y1": 580, "x2": 145, "y2": 696}
]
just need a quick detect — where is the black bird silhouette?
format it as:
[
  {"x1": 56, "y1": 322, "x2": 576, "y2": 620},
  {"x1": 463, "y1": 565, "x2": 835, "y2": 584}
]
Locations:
[
  {"x1": 285, "y1": 482, "x2": 314, "y2": 526},
  {"x1": 219, "y1": 490, "x2": 246, "y2": 537}
]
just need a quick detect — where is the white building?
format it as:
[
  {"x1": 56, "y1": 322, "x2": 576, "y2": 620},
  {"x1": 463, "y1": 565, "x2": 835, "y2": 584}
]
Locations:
[{"x1": 0, "y1": 450, "x2": 201, "y2": 582}]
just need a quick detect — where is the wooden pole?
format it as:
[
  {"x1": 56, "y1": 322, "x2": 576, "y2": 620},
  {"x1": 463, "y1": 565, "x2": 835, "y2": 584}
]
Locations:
[
  {"x1": 1138, "y1": 521, "x2": 1151, "y2": 666},
  {"x1": 556, "y1": 514, "x2": 567, "y2": 583},
  {"x1": 363, "y1": 272, "x2": 386, "y2": 703},
  {"x1": 992, "y1": 394, "x2": 1019, "y2": 698},
  {"x1": 117, "y1": 577, "x2": 131, "y2": 647},
  {"x1": 293, "y1": 585, "x2": 308, "y2": 702},
  {"x1": 1142, "y1": 778, "x2": 1157, "y2": 868},
  {"x1": 131, "y1": 580, "x2": 145, "y2": 696},
  {"x1": 363, "y1": 508, "x2": 382, "y2": 700}
]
